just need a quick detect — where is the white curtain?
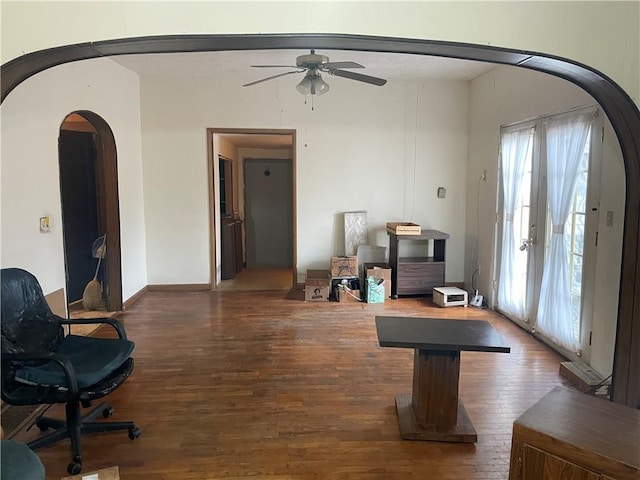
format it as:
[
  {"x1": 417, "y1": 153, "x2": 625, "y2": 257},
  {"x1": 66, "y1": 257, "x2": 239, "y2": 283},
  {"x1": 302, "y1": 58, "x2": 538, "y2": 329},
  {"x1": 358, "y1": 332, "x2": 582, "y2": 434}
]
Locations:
[
  {"x1": 536, "y1": 113, "x2": 592, "y2": 351},
  {"x1": 497, "y1": 128, "x2": 533, "y2": 320}
]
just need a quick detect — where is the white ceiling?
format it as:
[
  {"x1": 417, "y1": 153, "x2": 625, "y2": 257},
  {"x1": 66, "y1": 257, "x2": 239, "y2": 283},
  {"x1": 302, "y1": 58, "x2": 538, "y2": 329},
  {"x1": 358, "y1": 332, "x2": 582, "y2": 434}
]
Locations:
[
  {"x1": 110, "y1": 49, "x2": 495, "y2": 149},
  {"x1": 110, "y1": 49, "x2": 495, "y2": 82}
]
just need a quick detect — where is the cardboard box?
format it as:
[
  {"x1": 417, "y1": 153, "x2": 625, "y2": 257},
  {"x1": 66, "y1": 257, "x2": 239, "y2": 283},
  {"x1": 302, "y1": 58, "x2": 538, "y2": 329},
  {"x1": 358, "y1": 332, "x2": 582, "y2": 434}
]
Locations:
[
  {"x1": 305, "y1": 269, "x2": 330, "y2": 302},
  {"x1": 63, "y1": 466, "x2": 120, "y2": 480},
  {"x1": 365, "y1": 277, "x2": 385, "y2": 303},
  {"x1": 330, "y1": 256, "x2": 358, "y2": 277},
  {"x1": 433, "y1": 286, "x2": 468, "y2": 307},
  {"x1": 386, "y1": 222, "x2": 421, "y2": 235},
  {"x1": 364, "y1": 263, "x2": 392, "y2": 299},
  {"x1": 335, "y1": 285, "x2": 361, "y2": 302}
]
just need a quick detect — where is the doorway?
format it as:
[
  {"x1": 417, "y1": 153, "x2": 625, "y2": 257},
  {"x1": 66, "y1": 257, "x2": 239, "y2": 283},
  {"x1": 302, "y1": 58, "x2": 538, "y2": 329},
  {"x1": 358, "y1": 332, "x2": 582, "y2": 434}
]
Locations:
[
  {"x1": 58, "y1": 112, "x2": 123, "y2": 312},
  {"x1": 208, "y1": 129, "x2": 296, "y2": 291}
]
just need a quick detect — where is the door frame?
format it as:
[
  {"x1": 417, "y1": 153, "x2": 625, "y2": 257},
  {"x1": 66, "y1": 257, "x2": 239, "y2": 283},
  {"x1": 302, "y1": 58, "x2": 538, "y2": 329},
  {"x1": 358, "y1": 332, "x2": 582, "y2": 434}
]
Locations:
[
  {"x1": 58, "y1": 110, "x2": 123, "y2": 312},
  {"x1": 207, "y1": 128, "x2": 297, "y2": 289}
]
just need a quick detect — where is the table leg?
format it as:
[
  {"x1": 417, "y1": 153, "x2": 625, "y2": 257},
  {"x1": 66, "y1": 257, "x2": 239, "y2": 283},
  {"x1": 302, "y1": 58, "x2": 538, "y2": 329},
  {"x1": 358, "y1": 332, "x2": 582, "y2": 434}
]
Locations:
[{"x1": 394, "y1": 349, "x2": 477, "y2": 442}]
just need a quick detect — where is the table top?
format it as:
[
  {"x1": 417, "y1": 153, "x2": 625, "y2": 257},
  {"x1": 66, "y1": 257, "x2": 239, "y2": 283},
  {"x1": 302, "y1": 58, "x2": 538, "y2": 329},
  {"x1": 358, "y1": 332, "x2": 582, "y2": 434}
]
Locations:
[{"x1": 375, "y1": 316, "x2": 510, "y2": 353}]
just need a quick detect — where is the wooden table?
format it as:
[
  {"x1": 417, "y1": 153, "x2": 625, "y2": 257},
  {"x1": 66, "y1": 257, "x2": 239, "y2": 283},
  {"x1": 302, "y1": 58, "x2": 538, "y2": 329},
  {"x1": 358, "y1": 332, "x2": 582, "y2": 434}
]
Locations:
[{"x1": 375, "y1": 316, "x2": 510, "y2": 442}]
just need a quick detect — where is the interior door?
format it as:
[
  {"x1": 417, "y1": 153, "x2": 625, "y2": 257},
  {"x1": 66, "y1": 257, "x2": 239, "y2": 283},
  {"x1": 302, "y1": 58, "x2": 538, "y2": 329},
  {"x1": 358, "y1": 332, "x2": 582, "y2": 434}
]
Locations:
[{"x1": 244, "y1": 159, "x2": 293, "y2": 268}]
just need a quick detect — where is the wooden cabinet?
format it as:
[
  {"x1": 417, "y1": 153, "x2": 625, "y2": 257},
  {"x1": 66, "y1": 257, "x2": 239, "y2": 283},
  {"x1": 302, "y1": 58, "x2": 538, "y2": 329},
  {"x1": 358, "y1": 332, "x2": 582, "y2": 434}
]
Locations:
[
  {"x1": 221, "y1": 219, "x2": 243, "y2": 280},
  {"x1": 509, "y1": 386, "x2": 639, "y2": 480},
  {"x1": 388, "y1": 230, "x2": 449, "y2": 298}
]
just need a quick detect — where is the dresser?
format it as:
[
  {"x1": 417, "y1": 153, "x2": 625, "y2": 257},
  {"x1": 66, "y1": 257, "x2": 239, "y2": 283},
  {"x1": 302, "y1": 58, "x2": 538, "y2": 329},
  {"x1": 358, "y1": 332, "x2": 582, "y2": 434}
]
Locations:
[
  {"x1": 388, "y1": 230, "x2": 449, "y2": 298},
  {"x1": 509, "y1": 386, "x2": 639, "y2": 479}
]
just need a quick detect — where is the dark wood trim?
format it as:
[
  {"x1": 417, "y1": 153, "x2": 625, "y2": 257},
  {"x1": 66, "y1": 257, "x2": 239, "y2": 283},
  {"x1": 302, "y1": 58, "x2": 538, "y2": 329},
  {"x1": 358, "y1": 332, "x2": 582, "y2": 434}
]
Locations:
[
  {"x1": 147, "y1": 284, "x2": 212, "y2": 291},
  {"x1": 123, "y1": 285, "x2": 149, "y2": 310},
  {"x1": 1, "y1": 33, "x2": 638, "y2": 407},
  {"x1": 74, "y1": 110, "x2": 123, "y2": 312}
]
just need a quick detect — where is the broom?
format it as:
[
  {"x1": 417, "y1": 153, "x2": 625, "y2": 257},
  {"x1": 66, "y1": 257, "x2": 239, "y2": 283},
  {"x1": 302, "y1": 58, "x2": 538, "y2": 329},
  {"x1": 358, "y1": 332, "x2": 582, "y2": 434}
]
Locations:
[{"x1": 82, "y1": 235, "x2": 106, "y2": 311}]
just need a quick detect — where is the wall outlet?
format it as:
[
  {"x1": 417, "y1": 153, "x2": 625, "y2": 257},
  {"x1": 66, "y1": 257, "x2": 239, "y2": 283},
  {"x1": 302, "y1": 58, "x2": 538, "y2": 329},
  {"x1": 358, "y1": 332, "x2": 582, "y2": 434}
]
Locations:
[{"x1": 470, "y1": 293, "x2": 483, "y2": 307}]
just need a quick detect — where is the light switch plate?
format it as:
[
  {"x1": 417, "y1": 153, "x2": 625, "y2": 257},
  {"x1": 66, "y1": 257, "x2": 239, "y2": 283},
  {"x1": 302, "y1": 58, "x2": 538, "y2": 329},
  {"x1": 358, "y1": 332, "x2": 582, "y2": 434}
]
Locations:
[
  {"x1": 39, "y1": 216, "x2": 50, "y2": 233},
  {"x1": 437, "y1": 187, "x2": 446, "y2": 199}
]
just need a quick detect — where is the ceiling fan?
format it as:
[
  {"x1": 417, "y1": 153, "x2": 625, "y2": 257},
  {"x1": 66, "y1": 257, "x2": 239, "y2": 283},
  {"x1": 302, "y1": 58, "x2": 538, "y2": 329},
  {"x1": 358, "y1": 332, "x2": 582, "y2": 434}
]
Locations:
[{"x1": 243, "y1": 50, "x2": 387, "y2": 96}]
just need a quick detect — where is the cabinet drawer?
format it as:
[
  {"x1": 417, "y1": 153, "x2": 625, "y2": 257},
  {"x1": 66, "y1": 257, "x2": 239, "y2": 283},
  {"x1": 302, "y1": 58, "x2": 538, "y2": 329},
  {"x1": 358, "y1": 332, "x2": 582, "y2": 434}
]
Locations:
[{"x1": 397, "y1": 263, "x2": 444, "y2": 294}]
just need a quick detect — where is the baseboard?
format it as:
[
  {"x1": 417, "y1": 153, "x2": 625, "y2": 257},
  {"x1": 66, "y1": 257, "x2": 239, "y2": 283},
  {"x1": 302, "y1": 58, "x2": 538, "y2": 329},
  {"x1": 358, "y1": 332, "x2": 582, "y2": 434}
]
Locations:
[
  {"x1": 147, "y1": 283, "x2": 211, "y2": 291},
  {"x1": 123, "y1": 285, "x2": 149, "y2": 310}
]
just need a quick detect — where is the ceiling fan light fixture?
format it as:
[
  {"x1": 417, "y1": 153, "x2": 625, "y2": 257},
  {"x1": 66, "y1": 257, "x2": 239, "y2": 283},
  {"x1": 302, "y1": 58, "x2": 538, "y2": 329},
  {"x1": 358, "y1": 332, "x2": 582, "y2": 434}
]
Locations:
[
  {"x1": 296, "y1": 75, "x2": 312, "y2": 95},
  {"x1": 312, "y1": 74, "x2": 330, "y2": 96},
  {"x1": 296, "y1": 72, "x2": 329, "y2": 96}
]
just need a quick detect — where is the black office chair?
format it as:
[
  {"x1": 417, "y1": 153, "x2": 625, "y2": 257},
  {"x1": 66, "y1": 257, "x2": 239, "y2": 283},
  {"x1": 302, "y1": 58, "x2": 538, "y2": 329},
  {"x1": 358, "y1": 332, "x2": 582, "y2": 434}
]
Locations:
[{"x1": 1, "y1": 268, "x2": 140, "y2": 475}]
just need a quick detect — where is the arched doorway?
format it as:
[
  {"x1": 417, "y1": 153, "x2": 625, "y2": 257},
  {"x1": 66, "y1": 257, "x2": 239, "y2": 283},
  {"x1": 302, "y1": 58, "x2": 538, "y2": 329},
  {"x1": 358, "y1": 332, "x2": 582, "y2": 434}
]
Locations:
[
  {"x1": 2, "y1": 34, "x2": 638, "y2": 406},
  {"x1": 58, "y1": 111, "x2": 122, "y2": 312}
]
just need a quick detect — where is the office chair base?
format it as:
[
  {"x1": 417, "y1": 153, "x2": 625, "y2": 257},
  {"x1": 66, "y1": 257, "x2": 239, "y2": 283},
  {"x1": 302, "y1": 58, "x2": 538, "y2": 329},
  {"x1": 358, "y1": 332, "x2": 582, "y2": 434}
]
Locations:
[{"x1": 28, "y1": 400, "x2": 140, "y2": 474}]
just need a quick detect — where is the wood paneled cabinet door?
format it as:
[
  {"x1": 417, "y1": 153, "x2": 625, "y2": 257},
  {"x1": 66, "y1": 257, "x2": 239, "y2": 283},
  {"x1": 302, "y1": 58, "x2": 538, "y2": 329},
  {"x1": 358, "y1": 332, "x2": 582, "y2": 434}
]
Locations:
[{"x1": 520, "y1": 444, "x2": 599, "y2": 479}]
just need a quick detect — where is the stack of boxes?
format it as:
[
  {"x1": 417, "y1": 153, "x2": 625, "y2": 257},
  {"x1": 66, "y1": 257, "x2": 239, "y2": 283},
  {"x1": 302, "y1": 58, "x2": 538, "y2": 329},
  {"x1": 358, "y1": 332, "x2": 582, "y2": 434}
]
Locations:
[{"x1": 304, "y1": 256, "x2": 392, "y2": 303}]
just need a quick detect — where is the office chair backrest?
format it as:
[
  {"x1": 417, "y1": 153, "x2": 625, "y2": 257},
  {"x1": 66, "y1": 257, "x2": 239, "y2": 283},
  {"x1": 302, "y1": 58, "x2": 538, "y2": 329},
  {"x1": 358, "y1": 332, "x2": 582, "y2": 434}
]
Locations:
[{"x1": 1, "y1": 268, "x2": 64, "y2": 355}]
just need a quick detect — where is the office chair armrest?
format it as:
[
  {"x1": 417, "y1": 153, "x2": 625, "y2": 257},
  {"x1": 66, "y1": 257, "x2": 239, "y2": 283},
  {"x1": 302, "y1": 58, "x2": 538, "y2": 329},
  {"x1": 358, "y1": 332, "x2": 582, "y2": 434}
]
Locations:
[
  {"x1": 2, "y1": 352, "x2": 79, "y2": 396},
  {"x1": 59, "y1": 318, "x2": 127, "y2": 340}
]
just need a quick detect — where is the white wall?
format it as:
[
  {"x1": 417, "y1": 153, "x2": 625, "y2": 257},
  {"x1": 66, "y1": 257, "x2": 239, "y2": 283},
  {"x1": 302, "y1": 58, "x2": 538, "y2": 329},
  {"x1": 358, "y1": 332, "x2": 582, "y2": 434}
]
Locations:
[
  {"x1": 466, "y1": 65, "x2": 625, "y2": 376},
  {"x1": 0, "y1": 58, "x2": 147, "y2": 301},
  {"x1": 2, "y1": 2, "x2": 638, "y2": 106},
  {"x1": 139, "y1": 74, "x2": 469, "y2": 284}
]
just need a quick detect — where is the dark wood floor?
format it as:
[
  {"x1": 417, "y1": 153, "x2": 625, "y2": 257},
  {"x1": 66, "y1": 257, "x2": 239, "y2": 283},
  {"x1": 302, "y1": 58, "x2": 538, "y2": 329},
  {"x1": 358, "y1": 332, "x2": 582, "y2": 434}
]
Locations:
[{"x1": 20, "y1": 289, "x2": 571, "y2": 479}]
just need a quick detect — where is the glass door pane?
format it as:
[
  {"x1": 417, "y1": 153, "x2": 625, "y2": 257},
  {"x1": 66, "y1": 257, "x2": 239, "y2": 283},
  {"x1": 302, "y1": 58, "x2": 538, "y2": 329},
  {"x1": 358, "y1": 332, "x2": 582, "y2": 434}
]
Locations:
[{"x1": 543, "y1": 137, "x2": 590, "y2": 346}]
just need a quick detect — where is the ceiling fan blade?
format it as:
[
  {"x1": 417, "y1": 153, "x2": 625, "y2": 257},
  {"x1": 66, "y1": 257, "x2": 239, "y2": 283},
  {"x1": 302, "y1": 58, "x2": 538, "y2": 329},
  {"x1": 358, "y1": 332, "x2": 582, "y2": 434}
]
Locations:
[
  {"x1": 322, "y1": 61, "x2": 364, "y2": 69},
  {"x1": 243, "y1": 70, "x2": 303, "y2": 87},
  {"x1": 329, "y1": 69, "x2": 387, "y2": 86},
  {"x1": 250, "y1": 65, "x2": 300, "y2": 68}
]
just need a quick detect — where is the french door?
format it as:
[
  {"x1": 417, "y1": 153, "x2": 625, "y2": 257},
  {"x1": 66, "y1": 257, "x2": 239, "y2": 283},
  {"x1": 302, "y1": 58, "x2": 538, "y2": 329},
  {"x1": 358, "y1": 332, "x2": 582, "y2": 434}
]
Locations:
[{"x1": 494, "y1": 107, "x2": 601, "y2": 361}]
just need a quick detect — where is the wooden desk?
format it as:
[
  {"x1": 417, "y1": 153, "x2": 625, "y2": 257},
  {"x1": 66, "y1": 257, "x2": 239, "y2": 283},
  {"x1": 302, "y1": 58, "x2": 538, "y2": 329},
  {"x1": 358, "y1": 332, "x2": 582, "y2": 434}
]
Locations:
[{"x1": 375, "y1": 316, "x2": 510, "y2": 442}]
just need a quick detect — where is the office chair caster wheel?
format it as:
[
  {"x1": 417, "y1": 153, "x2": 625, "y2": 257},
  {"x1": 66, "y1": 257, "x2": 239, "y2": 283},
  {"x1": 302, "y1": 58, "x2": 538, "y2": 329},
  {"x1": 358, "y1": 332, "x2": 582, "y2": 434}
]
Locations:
[
  {"x1": 67, "y1": 461, "x2": 82, "y2": 475},
  {"x1": 103, "y1": 406, "x2": 114, "y2": 418},
  {"x1": 128, "y1": 426, "x2": 141, "y2": 440},
  {"x1": 35, "y1": 419, "x2": 49, "y2": 432}
]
